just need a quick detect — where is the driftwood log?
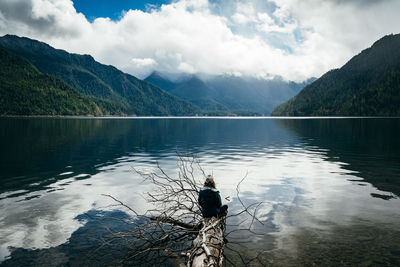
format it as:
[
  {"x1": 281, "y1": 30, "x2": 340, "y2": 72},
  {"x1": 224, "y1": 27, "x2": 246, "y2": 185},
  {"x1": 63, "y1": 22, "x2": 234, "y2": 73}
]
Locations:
[{"x1": 188, "y1": 217, "x2": 225, "y2": 267}]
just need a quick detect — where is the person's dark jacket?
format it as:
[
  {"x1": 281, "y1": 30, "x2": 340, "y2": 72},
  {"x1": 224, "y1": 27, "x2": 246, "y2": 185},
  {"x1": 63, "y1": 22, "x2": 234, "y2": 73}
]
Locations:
[{"x1": 198, "y1": 186, "x2": 222, "y2": 218}]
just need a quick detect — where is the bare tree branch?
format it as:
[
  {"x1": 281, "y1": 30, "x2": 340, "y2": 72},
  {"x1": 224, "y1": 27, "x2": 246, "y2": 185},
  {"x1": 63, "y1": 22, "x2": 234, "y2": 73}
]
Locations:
[{"x1": 94, "y1": 153, "x2": 266, "y2": 266}]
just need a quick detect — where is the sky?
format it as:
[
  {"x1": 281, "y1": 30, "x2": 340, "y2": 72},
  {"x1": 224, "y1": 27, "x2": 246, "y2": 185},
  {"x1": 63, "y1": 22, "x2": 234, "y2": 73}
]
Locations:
[
  {"x1": 0, "y1": 0, "x2": 399, "y2": 81},
  {"x1": 72, "y1": 0, "x2": 170, "y2": 21}
]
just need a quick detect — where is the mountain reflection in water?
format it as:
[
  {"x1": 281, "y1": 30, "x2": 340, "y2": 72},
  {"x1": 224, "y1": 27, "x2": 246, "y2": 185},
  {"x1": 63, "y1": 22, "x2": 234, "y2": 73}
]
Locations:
[
  {"x1": 277, "y1": 118, "x2": 400, "y2": 198},
  {"x1": 0, "y1": 118, "x2": 399, "y2": 266}
]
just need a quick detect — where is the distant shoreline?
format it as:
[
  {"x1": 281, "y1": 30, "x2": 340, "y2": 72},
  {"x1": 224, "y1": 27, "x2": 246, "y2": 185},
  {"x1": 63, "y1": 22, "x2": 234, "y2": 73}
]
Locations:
[{"x1": 1, "y1": 115, "x2": 400, "y2": 119}]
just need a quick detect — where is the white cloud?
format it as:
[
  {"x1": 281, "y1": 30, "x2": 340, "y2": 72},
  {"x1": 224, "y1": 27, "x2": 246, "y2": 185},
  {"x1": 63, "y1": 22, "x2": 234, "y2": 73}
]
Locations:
[
  {"x1": 130, "y1": 57, "x2": 158, "y2": 77},
  {"x1": 131, "y1": 57, "x2": 157, "y2": 67},
  {"x1": 0, "y1": 0, "x2": 399, "y2": 81},
  {"x1": 231, "y1": 12, "x2": 251, "y2": 24},
  {"x1": 257, "y1": 12, "x2": 274, "y2": 25}
]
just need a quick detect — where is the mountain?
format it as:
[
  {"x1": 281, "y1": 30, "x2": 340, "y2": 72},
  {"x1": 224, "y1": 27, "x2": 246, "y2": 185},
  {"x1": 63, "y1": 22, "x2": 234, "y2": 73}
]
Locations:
[
  {"x1": 0, "y1": 45, "x2": 100, "y2": 115},
  {"x1": 272, "y1": 34, "x2": 400, "y2": 116},
  {"x1": 146, "y1": 72, "x2": 229, "y2": 112},
  {"x1": 0, "y1": 35, "x2": 197, "y2": 116},
  {"x1": 146, "y1": 72, "x2": 311, "y2": 115},
  {"x1": 169, "y1": 76, "x2": 230, "y2": 111},
  {"x1": 204, "y1": 75, "x2": 312, "y2": 115}
]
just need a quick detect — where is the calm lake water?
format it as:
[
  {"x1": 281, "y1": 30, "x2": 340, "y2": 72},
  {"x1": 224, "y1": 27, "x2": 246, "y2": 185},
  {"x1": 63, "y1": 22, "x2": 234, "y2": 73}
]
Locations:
[{"x1": 0, "y1": 117, "x2": 399, "y2": 266}]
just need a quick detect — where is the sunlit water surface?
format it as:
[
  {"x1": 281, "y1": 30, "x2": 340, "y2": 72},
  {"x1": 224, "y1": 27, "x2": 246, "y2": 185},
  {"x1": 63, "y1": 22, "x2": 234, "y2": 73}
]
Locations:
[{"x1": 0, "y1": 118, "x2": 399, "y2": 266}]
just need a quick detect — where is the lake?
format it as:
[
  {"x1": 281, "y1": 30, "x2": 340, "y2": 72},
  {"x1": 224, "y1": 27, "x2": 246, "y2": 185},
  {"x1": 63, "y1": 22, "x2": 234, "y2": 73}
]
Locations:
[{"x1": 0, "y1": 117, "x2": 399, "y2": 266}]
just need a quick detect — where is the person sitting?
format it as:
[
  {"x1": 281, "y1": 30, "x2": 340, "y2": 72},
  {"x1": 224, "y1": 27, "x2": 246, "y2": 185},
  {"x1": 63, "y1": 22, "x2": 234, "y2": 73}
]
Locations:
[{"x1": 198, "y1": 175, "x2": 228, "y2": 218}]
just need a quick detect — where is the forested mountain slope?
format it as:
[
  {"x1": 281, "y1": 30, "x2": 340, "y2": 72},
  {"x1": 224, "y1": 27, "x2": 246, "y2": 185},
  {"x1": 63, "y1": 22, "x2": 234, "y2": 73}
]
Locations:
[
  {"x1": 272, "y1": 34, "x2": 400, "y2": 116},
  {"x1": 0, "y1": 35, "x2": 197, "y2": 116},
  {"x1": 0, "y1": 46, "x2": 100, "y2": 115}
]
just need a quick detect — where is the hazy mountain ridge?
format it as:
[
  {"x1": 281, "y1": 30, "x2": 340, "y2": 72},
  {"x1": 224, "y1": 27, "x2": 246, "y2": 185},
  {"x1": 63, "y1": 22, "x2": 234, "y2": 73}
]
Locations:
[
  {"x1": 146, "y1": 72, "x2": 312, "y2": 115},
  {"x1": 0, "y1": 45, "x2": 100, "y2": 115},
  {"x1": 0, "y1": 35, "x2": 197, "y2": 116},
  {"x1": 272, "y1": 34, "x2": 400, "y2": 116}
]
